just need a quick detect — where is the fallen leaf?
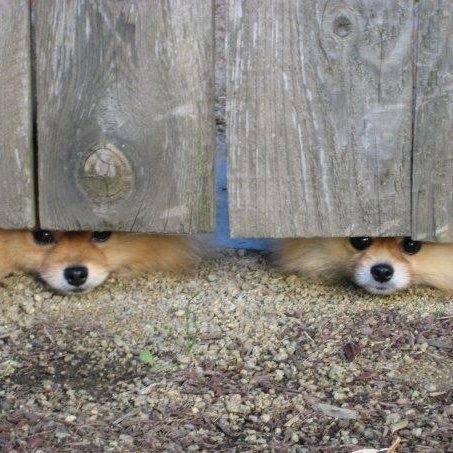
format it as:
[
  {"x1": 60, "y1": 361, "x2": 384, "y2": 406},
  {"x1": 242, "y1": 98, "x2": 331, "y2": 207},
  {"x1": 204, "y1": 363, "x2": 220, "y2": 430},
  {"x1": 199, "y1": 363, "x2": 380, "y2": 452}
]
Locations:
[
  {"x1": 342, "y1": 342, "x2": 361, "y2": 361},
  {"x1": 391, "y1": 418, "x2": 408, "y2": 433},
  {"x1": 27, "y1": 436, "x2": 44, "y2": 449},
  {"x1": 358, "y1": 369, "x2": 377, "y2": 381},
  {"x1": 315, "y1": 403, "x2": 359, "y2": 420}
]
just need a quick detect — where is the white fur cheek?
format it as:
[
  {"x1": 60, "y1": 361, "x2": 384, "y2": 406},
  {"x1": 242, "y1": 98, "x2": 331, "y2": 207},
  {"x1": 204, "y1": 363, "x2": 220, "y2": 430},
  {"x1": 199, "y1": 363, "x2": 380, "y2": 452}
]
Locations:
[
  {"x1": 389, "y1": 266, "x2": 412, "y2": 290},
  {"x1": 354, "y1": 266, "x2": 372, "y2": 288},
  {"x1": 39, "y1": 266, "x2": 109, "y2": 294},
  {"x1": 84, "y1": 268, "x2": 110, "y2": 292}
]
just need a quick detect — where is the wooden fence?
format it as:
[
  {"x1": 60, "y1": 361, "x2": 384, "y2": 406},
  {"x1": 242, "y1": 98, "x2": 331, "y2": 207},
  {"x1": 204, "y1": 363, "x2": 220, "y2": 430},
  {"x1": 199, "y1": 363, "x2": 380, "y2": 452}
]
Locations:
[
  {"x1": 0, "y1": 0, "x2": 451, "y2": 242},
  {"x1": 227, "y1": 0, "x2": 452, "y2": 242}
]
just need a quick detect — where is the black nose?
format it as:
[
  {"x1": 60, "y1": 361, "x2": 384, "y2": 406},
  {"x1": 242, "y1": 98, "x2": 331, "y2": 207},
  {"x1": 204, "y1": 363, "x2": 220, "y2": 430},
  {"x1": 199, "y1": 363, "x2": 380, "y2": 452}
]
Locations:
[
  {"x1": 64, "y1": 266, "x2": 88, "y2": 287},
  {"x1": 371, "y1": 263, "x2": 394, "y2": 283}
]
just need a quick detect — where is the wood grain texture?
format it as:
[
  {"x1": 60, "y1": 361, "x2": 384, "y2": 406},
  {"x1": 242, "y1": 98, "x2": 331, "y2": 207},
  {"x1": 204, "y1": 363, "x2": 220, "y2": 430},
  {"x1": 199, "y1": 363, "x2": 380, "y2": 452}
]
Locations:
[
  {"x1": 227, "y1": 0, "x2": 414, "y2": 238},
  {"x1": 0, "y1": 0, "x2": 34, "y2": 228},
  {"x1": 412, "y1": 0, "x2": 452, "y2": 242},
  {"x1": 35, "y1": 0, "x2": 215, "y2": 232}
]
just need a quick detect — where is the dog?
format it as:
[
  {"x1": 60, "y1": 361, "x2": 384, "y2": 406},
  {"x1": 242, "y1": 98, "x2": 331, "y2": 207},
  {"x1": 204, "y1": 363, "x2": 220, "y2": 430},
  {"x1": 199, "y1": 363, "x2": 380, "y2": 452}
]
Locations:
[
  {"x1": 0, "y1": 230, "x2": 199, "y2": 294},
  {"x1": 280, "y1": 237, "x2": 453, "y2": 295}
]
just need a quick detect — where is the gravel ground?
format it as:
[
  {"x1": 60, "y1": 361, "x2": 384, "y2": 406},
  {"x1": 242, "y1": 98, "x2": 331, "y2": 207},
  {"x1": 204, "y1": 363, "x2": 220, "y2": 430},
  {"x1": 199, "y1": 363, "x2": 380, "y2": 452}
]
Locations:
[{"x1": 0, "y1": 251, "x2": 452, "y2": 452}]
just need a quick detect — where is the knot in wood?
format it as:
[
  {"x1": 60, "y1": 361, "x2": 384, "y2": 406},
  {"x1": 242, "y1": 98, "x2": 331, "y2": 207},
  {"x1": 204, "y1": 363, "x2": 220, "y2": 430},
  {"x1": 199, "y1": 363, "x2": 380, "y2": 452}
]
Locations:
[
  {"x1": 79, "y1": 143, "x2": 134, "y2": 202},
  {"x1": 333, "y1": 15, "x2": 353, "y2": 37}
]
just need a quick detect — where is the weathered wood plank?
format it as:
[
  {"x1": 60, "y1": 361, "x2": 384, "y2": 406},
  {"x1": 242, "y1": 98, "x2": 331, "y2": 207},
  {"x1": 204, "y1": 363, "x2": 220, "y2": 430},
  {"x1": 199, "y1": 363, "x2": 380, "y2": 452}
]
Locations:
[
  {"x1": 35, "y1": 0, "x2": 214, "y2": 232},
  {"x1": 412, "y1": 0, "x2": 452, "y2": 242},
  {"x1": 0, "y1": 0, "x2": 34, "y2": 228},
  {"x1": 227, "y1": 0, "x2": 414, "y2": 238}
]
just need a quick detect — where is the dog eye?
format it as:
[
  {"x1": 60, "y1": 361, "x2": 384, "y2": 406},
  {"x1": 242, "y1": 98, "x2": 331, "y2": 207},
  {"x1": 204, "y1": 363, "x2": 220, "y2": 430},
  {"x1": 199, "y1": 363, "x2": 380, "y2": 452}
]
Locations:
[
  {"x1": 92, "y1": 231, "x2": 112, "y2": 243},
  {"x1": 33, "y1": 230, "x2": 56, "y2": 245},
  {"x1": 402, "y1": 237, "x2": 422, "y2": 255},
  {"x1": 349, "y1": 237, "x2": 373, "y2": 251}
]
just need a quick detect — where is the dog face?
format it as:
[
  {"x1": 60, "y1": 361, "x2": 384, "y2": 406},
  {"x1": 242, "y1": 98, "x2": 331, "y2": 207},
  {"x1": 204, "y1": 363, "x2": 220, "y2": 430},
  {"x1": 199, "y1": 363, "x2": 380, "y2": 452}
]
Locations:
[
  {"x1": 349, "y1": 237, "x2": 421, "y2": 295},
  {"x1": 280, "y1": 237, "x2": 453, "y2": 295},
  {"x1": 0, "y1": 230, "x2": 196, "y2": 294},
  {"x1": 24, "y1": 230, "x2": 112, "y2": 294}
]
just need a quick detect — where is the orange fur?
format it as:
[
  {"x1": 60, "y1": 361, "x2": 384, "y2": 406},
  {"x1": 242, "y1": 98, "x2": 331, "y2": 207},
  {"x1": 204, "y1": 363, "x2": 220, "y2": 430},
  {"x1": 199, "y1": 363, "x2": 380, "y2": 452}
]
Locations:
[
  {"x1": 0, "y1": 230, "x2": 199, "y2": 293},
  {"x1": 280, "y1": 237, "x2": 453, "y2": 295}
]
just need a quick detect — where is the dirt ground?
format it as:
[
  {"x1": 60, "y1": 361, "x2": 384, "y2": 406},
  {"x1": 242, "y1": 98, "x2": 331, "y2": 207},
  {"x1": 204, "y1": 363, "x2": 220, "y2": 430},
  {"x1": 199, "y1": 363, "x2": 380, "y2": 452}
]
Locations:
[{"x1": 0, "y1": 251, "x2": 452, "y2": 452}]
